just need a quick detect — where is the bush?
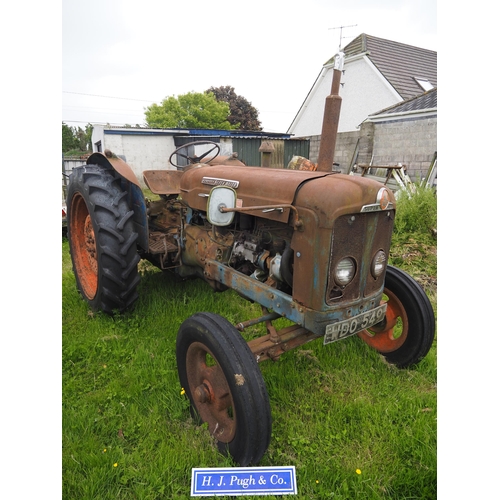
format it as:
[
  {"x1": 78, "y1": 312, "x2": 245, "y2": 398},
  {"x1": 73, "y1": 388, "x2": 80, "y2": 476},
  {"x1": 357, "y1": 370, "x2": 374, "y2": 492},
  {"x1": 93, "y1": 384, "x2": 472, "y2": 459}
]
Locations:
[
  {"x1": 393, "y1": 183, "x2": 437, "y2": 237},
  {"x1": 389, "y1": 184, "x2": 437, "y2": 292}
]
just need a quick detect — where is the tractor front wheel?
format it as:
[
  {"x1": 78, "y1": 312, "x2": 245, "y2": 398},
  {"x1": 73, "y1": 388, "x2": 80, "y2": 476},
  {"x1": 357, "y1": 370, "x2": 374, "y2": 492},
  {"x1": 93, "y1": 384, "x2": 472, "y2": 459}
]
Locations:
[
  {"x1": 66, "y1": 164, "x2": 140, "y2": 314},
  {"x1": 358, "y1": 265, "x2": 435, "y2": 368},
  {"x1": 176, "y1": 313, "x2": 272, "y2": 466}
]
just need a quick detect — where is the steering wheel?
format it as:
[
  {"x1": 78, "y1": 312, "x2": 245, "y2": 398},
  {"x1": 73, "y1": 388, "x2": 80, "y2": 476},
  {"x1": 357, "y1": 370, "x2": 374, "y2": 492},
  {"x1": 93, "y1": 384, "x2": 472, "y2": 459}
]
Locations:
[{"x1": 169, "y1": 141, "x2": 221, "y2": 169}]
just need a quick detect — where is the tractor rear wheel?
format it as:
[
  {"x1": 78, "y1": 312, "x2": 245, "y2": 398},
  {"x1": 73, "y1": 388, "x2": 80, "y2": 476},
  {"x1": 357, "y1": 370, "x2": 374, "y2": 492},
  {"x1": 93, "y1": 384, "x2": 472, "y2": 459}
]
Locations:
[
  {"x1": 358, "y1": 265, "x2": 435, "y2": 368},
  {"x1": 66, "y1": 164, "x2": 140, "y2": 314},
  {"x1": 176, "y1": 312, "x2": 272, "y2": 466}
]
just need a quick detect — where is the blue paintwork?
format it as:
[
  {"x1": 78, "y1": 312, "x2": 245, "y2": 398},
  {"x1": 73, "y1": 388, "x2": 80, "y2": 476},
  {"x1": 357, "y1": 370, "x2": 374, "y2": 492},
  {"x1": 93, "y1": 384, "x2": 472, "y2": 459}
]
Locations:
[
  {"x1": 205, "y1": 259, "x2": 384, "y2": 338},
  {"x1": 103, "y1": 128, "x2": 292, "y2": 139}
]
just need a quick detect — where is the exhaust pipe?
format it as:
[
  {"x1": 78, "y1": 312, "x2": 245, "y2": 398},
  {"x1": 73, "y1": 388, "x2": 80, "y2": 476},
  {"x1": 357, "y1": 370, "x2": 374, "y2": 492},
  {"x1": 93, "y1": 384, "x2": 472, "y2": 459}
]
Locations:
[{"x1": 316, "y1": 52, "x2": 344, "y2": 172}]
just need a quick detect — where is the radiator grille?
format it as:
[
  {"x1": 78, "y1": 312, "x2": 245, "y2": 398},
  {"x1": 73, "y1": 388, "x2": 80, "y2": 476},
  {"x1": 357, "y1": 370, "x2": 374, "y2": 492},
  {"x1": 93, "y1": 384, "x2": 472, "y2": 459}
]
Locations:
[{"x1": 326, "y1": 211, "x2": 394, "y2": 304}]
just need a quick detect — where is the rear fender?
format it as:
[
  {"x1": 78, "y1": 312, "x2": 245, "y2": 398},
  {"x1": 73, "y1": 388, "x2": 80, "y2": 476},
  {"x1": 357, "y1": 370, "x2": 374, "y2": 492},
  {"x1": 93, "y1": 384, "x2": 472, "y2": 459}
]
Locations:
[{"x1": 87, "y1": 152, "x2": 149, "y2": 252}]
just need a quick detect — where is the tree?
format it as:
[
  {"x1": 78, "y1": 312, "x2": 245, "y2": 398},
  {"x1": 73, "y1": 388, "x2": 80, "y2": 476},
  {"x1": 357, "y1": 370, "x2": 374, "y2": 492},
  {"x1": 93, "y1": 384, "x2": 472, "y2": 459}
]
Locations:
[
  {"x1": 75, "y1": 123, "x2": 93, "y2": 151},
  {"x1": 83, "y1": 123, "x2": 93, "y2": 151},
  {"x1": 144, "y1": 92, "x2": 237, "y2": 130},
  {"x1": 206, "y1": 86, "x2": 262, "y2": 131},
  {"x1": 62, "y1": 122, "x2": 93, "y2": 153},
  {"x1": 62, "y1": 122, "x2": 78, "y2": 152}
]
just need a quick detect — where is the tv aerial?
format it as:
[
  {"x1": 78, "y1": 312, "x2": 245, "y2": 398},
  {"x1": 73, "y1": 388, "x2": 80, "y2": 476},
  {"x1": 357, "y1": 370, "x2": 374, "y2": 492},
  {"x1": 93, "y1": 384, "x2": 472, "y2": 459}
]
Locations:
[{"x1": 329, "y1": 24, "x2": 357, "y2": 50}]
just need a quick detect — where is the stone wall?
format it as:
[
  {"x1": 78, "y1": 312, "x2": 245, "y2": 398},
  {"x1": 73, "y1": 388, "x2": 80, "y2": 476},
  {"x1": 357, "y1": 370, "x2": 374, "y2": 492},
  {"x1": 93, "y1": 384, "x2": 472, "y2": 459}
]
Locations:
[{"x1": 302, "y1": 115, "x2": 437, "y2": 182}]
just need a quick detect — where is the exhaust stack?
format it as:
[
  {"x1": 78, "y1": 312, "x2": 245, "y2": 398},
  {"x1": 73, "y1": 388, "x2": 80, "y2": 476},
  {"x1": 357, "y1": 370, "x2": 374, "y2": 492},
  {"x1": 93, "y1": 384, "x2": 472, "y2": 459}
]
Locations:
[{"x1": 316, "y1": 52, "x2": 344, "y2": 172}]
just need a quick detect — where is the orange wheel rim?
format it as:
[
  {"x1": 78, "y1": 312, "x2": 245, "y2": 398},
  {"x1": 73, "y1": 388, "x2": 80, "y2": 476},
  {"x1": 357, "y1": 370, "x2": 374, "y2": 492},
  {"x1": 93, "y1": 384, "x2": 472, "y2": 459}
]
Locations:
[
  {"x1": 358, "y1": 288, "x2": 408, "y2": 353},
  {"x1": 186, "y1": 342, "x2": 236, "y2": 443},
  {"x1": 69, "y1": 193, "x2": 98, "y2": 300}
]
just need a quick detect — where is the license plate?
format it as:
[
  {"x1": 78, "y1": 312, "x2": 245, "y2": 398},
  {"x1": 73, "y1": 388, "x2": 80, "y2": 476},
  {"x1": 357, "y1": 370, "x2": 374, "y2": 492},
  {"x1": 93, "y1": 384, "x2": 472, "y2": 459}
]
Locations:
[{"x1": 323, "y1": 303, "x2": 387, "y2": 345}]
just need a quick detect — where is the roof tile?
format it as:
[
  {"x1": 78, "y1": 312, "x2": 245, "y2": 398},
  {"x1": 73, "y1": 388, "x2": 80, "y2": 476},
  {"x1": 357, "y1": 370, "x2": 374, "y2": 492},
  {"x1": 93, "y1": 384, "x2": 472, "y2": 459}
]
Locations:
[
  {"x1": 371, "y1": 87, "x2": 437, "y2": 116},
  {"x1": 342, "y1": 33, "x2": 437, "y2": 100}
]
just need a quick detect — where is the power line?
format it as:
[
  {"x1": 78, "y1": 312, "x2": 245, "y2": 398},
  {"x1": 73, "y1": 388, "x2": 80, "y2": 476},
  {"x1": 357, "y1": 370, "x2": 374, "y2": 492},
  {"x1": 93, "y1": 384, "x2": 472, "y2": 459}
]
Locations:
[
  {"x1": 62, "y1": 91, "x2": 159, "y2": 103},
  {"x1": 63, "y1": 105, "x2": 142, "y2": 113},
  {"x1": 62, "y1": 119, "x2": 146, "y2": 126}
]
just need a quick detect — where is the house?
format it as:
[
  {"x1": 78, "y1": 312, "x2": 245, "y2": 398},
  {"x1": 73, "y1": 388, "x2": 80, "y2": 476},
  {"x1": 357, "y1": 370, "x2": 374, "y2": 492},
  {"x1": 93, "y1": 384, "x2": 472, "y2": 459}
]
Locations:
[
  {"x1": 288, "y1": 33, "x2": 437, "y2": 135},
  {"x1": 287, "y1": 33, "x2": 437, "y2": 183}
]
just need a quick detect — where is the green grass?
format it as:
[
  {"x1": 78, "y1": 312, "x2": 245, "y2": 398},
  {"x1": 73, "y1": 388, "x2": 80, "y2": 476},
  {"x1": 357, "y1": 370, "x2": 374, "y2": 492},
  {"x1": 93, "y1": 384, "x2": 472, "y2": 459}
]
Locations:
[{"x1": 62, "y1": 207, "x2": 437, "y2": 499}]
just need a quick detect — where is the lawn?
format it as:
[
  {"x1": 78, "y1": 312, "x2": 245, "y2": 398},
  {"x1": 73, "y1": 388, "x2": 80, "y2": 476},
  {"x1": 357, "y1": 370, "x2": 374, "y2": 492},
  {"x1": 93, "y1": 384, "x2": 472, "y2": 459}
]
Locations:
[{"x1": 62, "y1": 223, "x2": 437, "y2": 500}]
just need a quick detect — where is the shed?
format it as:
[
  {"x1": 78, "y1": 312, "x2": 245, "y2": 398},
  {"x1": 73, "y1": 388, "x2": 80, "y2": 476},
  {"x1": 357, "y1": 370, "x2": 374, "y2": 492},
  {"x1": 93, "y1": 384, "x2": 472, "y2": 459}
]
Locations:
[{"x1": 88, "y1": 126, "x2": 309, "y2": 188}]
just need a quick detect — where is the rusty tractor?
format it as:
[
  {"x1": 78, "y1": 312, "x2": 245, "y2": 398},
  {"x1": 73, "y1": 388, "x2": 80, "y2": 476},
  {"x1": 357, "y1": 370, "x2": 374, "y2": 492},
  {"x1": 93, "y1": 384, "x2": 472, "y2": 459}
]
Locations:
[{"x1": 66, "y1": 53, "x2": 435, "y2": 466}]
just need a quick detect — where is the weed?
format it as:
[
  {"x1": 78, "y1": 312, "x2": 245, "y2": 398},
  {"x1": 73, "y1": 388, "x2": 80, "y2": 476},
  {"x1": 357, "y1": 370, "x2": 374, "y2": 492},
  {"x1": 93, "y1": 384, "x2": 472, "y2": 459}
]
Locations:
[{"x1": 393, "y1": 183, "x2": 437, "y2": 237}]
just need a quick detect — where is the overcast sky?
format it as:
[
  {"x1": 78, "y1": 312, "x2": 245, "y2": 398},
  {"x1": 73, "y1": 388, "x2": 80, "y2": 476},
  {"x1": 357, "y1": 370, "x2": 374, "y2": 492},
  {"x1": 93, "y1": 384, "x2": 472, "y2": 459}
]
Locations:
[{"x1": 62, "y1": 0, "x2": 437, "y2": 133}]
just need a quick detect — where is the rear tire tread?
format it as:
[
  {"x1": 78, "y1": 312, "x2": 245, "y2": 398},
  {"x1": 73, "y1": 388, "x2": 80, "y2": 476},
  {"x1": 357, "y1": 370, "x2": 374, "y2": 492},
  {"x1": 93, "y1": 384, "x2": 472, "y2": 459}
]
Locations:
[{"x1": 67, "y1": 164, "x2": 140, "y2": 314}]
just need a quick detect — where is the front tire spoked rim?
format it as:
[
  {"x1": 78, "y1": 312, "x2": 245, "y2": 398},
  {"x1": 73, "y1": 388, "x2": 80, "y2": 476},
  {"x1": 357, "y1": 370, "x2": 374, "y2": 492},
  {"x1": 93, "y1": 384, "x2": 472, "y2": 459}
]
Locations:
[
  {"x1": 186, "y1": 341, "x2": 236, "y2": 443},
  {"x1": 69, "y1": 192, "x2": 98, "y2": 299},
  {"x1": 359, "y1": 288, "x2": 408, "y2": 353}
]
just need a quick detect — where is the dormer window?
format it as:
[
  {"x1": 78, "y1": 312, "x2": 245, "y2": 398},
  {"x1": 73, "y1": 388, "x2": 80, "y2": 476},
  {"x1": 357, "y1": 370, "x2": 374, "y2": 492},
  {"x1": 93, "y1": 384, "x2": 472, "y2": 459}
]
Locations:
[{"x1": 415, "y1": 77, "x2": 434, "y2": 91}]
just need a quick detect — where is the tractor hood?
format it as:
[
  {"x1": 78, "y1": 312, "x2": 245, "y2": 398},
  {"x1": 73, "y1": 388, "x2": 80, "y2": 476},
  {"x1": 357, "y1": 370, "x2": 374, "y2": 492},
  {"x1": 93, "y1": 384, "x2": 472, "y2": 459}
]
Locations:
[
  {"x1": 179, "y1": 165, "x2": 331, "y2": 223},
  {"x1": 179, "y1": 165, "x2": 393, "y2": 225}
]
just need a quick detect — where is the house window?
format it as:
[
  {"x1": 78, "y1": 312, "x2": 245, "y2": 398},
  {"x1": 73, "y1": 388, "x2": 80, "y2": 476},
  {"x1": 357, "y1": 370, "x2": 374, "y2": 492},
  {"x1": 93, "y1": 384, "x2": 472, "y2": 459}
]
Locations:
[{"x1": 415, "y1": 78, "x2": 434, "y2": 91}]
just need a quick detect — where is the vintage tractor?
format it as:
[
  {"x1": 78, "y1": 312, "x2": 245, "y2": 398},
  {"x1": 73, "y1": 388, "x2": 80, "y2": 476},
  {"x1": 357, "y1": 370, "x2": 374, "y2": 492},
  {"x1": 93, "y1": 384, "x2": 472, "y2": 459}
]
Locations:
[{"x1": 66, "y1": 53, "x2": 435, "y2": 466}]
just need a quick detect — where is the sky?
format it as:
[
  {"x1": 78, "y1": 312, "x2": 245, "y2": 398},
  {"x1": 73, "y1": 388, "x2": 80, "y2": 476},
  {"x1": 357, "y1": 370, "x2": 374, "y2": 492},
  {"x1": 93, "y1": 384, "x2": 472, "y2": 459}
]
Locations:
[{"x1": 62, "y1": 0, "x2": 437, "y2": 133}]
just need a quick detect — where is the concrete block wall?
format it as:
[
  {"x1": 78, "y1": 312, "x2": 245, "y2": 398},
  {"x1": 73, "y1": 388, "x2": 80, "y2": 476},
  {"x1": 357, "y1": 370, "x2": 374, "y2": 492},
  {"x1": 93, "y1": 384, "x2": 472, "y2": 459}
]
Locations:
[
  {"x1": 302, "y1": 115, "x2": 436, "y2": 182},
  {"x1": 304, "y1": 129, "x2": 364, "y2": 173},
  {"x1": 371, "y1": 117, "x2": 437, "y2": 181}
]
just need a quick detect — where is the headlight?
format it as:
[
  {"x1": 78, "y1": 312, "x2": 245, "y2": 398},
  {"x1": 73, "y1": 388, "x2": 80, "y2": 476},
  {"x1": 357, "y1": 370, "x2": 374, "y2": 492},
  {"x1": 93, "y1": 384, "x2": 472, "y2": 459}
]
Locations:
[
  {"x1": 334, "y1": 257, "x2": 356, "y2": 286},
  {"x1": 371, "y1": 250, "x2": 386, "y2": 278},
  {"x1": 377, "y1": 188, "x2": 390, "y2": 210}
]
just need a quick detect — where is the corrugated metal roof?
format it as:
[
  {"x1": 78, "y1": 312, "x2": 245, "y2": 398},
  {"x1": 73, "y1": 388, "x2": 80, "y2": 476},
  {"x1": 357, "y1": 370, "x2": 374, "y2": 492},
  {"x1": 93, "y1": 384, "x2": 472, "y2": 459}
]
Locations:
[
  {"x1": 342, "y1": 33, "x2": 437, "y2": 100},
  {"x1": 101, "y1": 126, "x2": 292, "y2": 139}
]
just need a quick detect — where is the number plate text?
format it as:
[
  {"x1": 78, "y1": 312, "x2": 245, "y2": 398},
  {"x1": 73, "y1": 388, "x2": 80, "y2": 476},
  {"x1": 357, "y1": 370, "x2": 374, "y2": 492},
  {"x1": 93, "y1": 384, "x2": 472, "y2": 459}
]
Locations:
[{"x1": 324, "y1": 304, "x2": 387, "y2": 345}]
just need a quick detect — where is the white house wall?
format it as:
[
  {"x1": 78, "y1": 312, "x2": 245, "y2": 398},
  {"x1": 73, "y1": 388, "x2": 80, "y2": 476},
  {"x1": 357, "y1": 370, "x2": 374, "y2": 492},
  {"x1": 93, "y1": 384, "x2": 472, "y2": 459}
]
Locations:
[
  {"x1": 339, "y1": 56, "x2": 401, "y2": 132},
  {"x1": 289, "y1": 56, "x2": 402, "y2": 136},
  {"x1": 288, "y1": 68, "x2": 333, "y2": 137}
]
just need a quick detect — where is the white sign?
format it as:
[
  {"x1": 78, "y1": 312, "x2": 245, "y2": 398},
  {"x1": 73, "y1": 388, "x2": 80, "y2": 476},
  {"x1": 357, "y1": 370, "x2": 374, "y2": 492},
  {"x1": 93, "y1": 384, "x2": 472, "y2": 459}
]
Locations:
[{"x1": 191, "y1": 466, "x2": 297, "y2": 496}]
